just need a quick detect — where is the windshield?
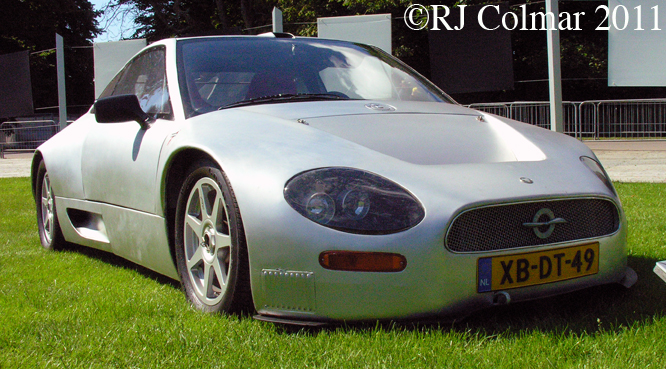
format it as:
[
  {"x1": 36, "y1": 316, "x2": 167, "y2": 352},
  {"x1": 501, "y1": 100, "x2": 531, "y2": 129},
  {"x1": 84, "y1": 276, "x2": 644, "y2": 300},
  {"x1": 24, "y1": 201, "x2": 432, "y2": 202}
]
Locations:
[{"x1": 177, "y1": 37, "x2": 453, "y2": 117}]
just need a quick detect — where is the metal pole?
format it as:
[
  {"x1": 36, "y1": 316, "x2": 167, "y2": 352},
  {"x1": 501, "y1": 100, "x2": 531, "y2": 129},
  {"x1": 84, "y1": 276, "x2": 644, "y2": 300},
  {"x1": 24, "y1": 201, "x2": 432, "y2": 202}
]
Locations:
[
  {"x1": 545, "y1": 0, "x2": 563, "y2": 133},
  {"x1": 272, "y1": 7, "x2": 283, "y2": 33},
  {"x1": 56, "y1": 33, "x2": 67, "y2": 131}
]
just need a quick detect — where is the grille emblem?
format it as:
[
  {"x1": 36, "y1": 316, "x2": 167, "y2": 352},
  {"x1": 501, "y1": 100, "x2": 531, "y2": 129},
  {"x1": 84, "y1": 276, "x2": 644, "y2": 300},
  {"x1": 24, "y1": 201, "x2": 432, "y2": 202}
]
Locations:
[{"x1": 523, "y1": 208, "x2": 567, "y2": 239}]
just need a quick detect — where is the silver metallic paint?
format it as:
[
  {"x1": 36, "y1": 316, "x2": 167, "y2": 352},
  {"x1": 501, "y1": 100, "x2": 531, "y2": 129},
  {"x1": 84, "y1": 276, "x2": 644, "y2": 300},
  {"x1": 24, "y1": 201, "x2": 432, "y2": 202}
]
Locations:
[{"x1": 34, "y1": 37, "x2": 630, "y2": 322}]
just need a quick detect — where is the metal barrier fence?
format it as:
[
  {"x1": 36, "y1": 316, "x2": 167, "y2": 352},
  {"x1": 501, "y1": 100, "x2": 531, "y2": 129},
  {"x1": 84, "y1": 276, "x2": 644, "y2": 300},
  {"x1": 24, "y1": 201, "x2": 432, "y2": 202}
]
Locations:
[
  {"x1": 585, "y1": 99, "x2": 666, "y2": 139},
  {"x1": 0, "y1": 120, "x2": 59, "y2": 158},
  {"x1": 2, "y1": 99, "x2": 666, "y2": 158},
  {"x1": 468, "y1": 99, "x2": 666, "y2": 139},
  {"x1": 469, "y1": 102, "x2": 580, "y2": 137}
]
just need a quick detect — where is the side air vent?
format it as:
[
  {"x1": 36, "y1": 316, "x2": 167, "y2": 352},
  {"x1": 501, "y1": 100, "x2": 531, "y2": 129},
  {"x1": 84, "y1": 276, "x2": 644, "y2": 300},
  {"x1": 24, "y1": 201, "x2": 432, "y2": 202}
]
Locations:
[{"x1": 66, "y1": 208, "x2": 109, "y2": 243}]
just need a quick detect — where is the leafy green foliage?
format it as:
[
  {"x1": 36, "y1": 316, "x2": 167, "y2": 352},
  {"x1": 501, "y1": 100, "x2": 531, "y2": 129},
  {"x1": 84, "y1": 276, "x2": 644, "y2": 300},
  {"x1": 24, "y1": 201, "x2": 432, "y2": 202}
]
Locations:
[
  {"x1": 1, "y1": 177, "x2": 666, "y2": 367},
  {"x1": 0, "y1": 0, "x2": 100, "y2": 115}
]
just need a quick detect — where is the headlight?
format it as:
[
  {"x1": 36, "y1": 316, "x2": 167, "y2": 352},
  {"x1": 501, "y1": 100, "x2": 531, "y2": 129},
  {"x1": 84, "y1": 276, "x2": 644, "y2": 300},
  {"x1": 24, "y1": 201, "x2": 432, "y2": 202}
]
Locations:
[
  {"x1": 284, "y1": 168, "x2": 425, "y2": 234},
  {"x1": 580, "y1": 156, "x2": 617, "y2": 196}
]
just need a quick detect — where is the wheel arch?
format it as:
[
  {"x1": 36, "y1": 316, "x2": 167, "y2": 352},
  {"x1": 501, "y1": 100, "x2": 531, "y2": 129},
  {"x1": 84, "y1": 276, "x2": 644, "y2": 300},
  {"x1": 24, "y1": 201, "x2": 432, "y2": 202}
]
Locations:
[
  {"x1": 31, "y1": 151, "x2": 45, "y2": 200},
  {"x1": 161, "y1": 148, "x2": 218, "y2": 268},
  {"x1": 162, "y1": 147, "x2": 255, "y2": 312}
]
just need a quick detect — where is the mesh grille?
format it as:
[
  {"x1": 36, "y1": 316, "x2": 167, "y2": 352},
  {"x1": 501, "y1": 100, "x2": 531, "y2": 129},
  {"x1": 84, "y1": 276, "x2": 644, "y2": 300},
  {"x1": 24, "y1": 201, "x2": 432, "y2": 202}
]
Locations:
[{"x1": 446, "y1": 198, "x2": 620, "y2": 253}]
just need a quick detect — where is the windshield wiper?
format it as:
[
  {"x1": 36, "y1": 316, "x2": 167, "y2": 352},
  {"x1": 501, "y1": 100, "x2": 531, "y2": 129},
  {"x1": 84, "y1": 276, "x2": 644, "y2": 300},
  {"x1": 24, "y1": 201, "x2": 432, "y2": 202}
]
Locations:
[{"x1": 218, "y1": 93, "x2": 351, "y2": 110}]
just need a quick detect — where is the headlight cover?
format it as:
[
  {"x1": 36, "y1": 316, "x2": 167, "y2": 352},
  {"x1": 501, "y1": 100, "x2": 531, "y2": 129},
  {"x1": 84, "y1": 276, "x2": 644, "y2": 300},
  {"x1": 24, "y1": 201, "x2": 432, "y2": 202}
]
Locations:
[{"x1": 284, "y1": 168, "x2": 425, "y2": 234}]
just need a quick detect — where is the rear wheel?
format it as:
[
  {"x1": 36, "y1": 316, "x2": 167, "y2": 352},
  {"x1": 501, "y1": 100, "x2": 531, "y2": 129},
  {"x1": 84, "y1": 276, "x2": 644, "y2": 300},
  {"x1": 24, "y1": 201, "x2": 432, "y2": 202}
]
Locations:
[
  {"x1": 35, "y1": 161, "x2": 65, "y2": 250},
  {"x1": 174, "y1": 162, "x2": 252, "y2": 313}
]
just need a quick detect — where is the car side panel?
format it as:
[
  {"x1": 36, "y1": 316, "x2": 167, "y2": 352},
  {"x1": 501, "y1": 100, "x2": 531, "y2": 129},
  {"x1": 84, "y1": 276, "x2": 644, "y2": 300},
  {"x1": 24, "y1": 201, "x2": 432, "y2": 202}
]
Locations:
[
  {"x1": 55, "y1": 196, "x2": 179, "y2": 280},
  {"x1": 80, "y1": 119, "x2": 178, "y2": 214},
  {"x1": 37, "y1": 114, "x2": 93, "y2": 201}
]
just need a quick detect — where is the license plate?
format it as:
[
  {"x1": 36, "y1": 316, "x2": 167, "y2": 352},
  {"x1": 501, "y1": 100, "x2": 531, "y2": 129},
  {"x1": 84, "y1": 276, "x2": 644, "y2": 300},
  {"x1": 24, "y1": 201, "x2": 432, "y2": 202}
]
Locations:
[{"x1": 477, "y1": 243, "x2": 599, "y2": 293}]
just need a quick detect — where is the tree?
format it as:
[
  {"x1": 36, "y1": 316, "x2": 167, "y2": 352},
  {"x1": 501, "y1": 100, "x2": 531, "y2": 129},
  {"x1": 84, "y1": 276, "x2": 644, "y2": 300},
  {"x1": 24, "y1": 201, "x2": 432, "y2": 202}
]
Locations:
[
  {"x1": 105, "y1": 0, "x2": 277, "y2": 40},
  {"x1": 102, "y1": 0, "x2": 666, "y2": 103},
  {"x1": 0, "y1": 0, "x2": 100, "y2": 116}
]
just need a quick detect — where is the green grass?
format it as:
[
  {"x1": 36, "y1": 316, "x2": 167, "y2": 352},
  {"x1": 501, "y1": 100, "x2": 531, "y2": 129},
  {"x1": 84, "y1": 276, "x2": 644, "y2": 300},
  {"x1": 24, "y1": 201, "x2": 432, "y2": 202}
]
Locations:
[{"x1": 1, "y1": 177, "x2": 666, "y2": 368}]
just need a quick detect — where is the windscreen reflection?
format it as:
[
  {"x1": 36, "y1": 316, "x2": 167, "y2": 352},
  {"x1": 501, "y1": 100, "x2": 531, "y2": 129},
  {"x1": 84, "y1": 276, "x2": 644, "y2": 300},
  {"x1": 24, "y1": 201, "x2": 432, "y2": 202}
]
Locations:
[{"x1": 178, "y1": 37, "x2": 452, "y2": 117}]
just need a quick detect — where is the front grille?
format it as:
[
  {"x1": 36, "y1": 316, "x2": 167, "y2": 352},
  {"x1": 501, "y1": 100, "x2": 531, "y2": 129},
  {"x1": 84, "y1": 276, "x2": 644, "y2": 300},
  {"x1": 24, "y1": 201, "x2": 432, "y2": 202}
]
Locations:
[{"x1": 446, "y1": 198, "x2": 620, "y2": 253}]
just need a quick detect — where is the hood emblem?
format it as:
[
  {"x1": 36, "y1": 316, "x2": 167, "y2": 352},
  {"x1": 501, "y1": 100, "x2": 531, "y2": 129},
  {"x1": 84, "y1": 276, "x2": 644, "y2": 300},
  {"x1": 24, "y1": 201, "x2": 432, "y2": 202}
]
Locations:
[
  {"x1": 520, "y1": 177, "x2": 533, "y2": 184},
  {"x1": 523, "y1": 208, "x2": 567, "y2": 239},
  {"x1": 365, "y1": 103, "x2": 396, "y2": 112}
]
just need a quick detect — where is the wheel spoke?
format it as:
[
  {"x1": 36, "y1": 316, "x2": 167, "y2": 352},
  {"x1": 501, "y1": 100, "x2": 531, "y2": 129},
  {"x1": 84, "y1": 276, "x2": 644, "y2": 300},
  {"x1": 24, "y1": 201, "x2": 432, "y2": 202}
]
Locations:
[
  {"x1": 185, "y1": 214, "x2": 203, "y2": 239},
  {"x1": 209, "y1": 229, "x2": 230, "y2": 290},
  {"x1": 198, "y1": 183, "x2": 208, "y2": 219},
  {"x1": 203, "y1": 263, "x2": 215, "y2": 298},
  {"x1": 44, "y1": 213, "x2": 52, "y2": 234},
  {"x1": 44, "y1": 175, "x2": 51, "y2": 198},
  {"x1": 41, "y1": 196, "x2": 49, "y2": 222},
  {"x1": 214, "y1": 232, "x2": 231, "y2": 249},
  {"x1": 212, "y1": 254, "x2": 227, "y2": 287},
  {"x1": 211, "y1": 193, "x2": 222, "y2": 222},
  {"x1": 187, "y1": 244, "x2": 205, "y2": 270},
  {"x1": 212, "y1": 193, "x2": 230, "y2": 235}
]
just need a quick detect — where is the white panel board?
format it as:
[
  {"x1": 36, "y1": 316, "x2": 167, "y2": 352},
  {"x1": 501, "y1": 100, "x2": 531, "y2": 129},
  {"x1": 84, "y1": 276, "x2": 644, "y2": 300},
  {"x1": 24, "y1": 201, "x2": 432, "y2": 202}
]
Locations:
[
  {"x1": 608, "y1": 0, "x2": 666, "y2": 86},
  {"x1": 317, "y1": 14, "x2": 391, "y2": 54},
  {"x1": 94, "y1": 39, "x2": 146, "y2": 98}
]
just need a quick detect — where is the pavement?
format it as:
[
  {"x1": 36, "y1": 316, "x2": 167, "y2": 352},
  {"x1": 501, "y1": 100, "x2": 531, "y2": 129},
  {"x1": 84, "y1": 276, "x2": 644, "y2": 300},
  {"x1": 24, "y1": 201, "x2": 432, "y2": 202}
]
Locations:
[
  {"x1": 0, "y1": 152, "x2": 32, "y2": 178},
  {"x1": 1, "y1": 140, "x2": 665, "y2": 182},
  {"x1": 584, "y1": 140, "x2": 666, "y2": 183}
]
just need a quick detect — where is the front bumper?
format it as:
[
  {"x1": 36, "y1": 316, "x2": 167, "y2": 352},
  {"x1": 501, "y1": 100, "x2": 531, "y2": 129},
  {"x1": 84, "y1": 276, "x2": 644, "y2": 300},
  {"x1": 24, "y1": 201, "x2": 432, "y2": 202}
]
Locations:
[{"x1": 250, "y1": 210, "x2": 629, "y2": 322}]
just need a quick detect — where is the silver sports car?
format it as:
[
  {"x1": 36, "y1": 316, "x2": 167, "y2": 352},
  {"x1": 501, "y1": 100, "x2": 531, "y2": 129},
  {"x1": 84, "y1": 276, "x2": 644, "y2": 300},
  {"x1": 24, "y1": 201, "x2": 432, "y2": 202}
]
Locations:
[{"x1": 32, "y1": 34, "x2": 636, "y2": 324}]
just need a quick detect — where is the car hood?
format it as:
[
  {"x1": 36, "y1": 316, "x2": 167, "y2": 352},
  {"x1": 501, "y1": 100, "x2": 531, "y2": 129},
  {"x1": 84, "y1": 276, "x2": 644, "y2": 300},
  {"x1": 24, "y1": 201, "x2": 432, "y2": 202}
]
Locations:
[{"x1": 237, "y1": 100, "x2": 546, "y2": 165}]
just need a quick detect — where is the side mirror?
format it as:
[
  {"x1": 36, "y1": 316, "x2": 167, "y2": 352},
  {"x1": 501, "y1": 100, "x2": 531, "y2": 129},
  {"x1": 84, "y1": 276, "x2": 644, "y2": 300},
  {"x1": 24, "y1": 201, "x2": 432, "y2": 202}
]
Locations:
[{"x1": 94, "y1": 94, "x2": 152, "y2": 130}]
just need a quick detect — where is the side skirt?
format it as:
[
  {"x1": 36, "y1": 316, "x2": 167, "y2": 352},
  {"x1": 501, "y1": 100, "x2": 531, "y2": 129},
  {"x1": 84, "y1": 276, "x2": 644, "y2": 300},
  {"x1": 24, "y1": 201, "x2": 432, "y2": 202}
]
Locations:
[{"x1": 56, "y1": 196, "x2": 179, "y2": 280}]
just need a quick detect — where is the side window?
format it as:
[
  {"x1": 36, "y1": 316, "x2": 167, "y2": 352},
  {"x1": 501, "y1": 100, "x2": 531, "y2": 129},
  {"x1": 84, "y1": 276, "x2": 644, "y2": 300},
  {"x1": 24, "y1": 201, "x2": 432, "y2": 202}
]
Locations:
[
  {"x1": 99, "y1": 47, "x2": 173, "y2": 120},
  {"x1": 98, "y1": 68, "x2": 123, "y2": 100}
]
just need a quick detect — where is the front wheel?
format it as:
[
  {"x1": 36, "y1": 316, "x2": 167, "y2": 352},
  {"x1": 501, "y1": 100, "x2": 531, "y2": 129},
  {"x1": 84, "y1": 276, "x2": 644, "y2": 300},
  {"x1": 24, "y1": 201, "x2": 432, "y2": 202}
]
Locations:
[
  {"x1": 174, "y1": 163, "x2": 252, "y2": 314},
  {"x1": 35, "y1": 161, "x2": 65, "y2": 250}
]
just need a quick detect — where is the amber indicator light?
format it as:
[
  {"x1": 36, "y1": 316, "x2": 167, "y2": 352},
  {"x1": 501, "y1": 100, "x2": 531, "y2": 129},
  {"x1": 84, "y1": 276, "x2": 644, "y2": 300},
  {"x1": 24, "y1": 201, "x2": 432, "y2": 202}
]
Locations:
[{"x1": 319, "y1": 251, "x2": 407, "y2": 272}]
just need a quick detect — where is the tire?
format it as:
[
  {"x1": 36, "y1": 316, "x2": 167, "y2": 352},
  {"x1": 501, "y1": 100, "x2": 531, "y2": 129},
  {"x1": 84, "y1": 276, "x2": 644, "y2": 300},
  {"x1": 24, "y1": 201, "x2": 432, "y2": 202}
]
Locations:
[
  {"x1": 174, "y1": 162, "x2": 253, "y2": 314},
  {"x1": 35, "y1": 161, "x2": 66, "y2": 250}
]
